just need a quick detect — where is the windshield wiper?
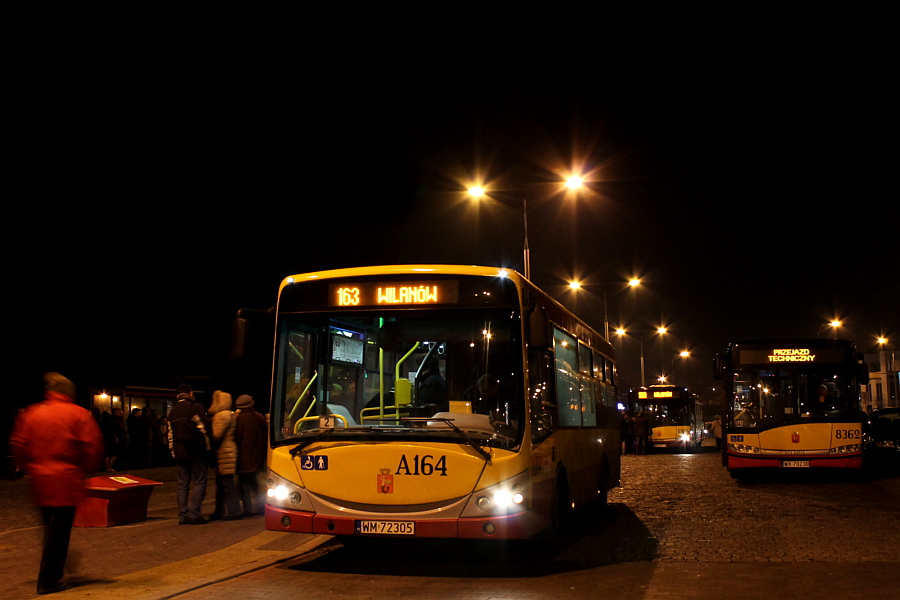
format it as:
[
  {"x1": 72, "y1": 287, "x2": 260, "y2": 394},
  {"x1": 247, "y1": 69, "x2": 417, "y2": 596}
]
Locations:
[
  {"x1": 289, "y1": 429, "x2": 337, "y2": 457},
  {"x1": 399, "y1": 417, "x2": 492, "y2": 461}
]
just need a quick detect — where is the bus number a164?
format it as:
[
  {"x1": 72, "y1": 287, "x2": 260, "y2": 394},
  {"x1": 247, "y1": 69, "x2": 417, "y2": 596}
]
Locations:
[{"x1": 396, "y1": 454, "x2": 447, "y2": 476}]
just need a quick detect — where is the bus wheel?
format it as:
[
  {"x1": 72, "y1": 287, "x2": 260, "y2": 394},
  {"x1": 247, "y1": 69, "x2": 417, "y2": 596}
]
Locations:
[{"x1": 532, "y1": 472, "x2": 568, "y2": 556}]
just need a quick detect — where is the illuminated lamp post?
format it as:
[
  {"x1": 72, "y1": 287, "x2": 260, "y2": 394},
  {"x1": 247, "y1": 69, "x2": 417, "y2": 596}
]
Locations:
[
  {"x1": 655, "y1": 327, "x2": 668, "y2": 385},
  {"x1": 467, "y1": 175, "x2": 585, "y2": 282},
  {"x1": 672, "y1": 350, "x2": 690, "y2": 383},
  {"x1": 614, "y1": 324, "x2": 666, "y2": 389},
  {"x1": 818, "y1": 320, "x2": 842, "y2": 339},
  {"x1": 567, "y1": 277, "x2": 641, "y2": 341}
]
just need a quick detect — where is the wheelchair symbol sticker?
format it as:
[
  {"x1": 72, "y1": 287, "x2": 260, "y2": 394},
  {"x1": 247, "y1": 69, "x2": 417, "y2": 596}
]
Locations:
[{"x1": 301, "y1": 455, "x2": 329, "y2": 470}]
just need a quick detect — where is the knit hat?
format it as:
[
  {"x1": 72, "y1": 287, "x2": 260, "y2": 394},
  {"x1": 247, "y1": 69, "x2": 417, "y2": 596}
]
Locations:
[
  {"x1": 235, "y1": 395, "x2": 254, "y2": 408},
  {"x1": 176, "y1": 383, "x2": 192, "y2": 399}
]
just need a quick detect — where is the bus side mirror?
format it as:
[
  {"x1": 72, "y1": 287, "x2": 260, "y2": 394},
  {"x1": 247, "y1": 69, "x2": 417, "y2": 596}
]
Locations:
[
  {"x1": 855, "y1": 352, "x2": 870, "y2": 385},
  {"x1": 528, "y1": 305, "x2": 551, "y2": 350},
  {"x1": 230, "y1": 307, "x2": 275, "y2": 361}
]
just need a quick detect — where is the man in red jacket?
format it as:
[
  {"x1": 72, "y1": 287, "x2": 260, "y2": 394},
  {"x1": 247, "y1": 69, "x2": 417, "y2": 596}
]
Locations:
[{"x1": 10, "y1": 372, "x2": 104, "y2": 595}]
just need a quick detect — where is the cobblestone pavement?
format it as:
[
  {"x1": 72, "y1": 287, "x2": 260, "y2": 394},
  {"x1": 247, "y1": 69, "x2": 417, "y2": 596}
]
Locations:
[
  {"x1": 166, "y1": 450, "x2": 900, "y2": 600},
  {"x1": 2, "y1": 453, "x2": 897, "y2": 599}
]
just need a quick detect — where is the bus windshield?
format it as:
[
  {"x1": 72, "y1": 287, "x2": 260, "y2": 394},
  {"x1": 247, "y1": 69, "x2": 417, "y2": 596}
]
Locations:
[
  {"x1": 728, "y1": 364, "x2": 860, "y2": 429},
  {"x1": 643, "y1": 403, "x2": 691, "y2": 427},
  {"x1": 271, "y1": 308, "x2": 523, "y2": 448}
]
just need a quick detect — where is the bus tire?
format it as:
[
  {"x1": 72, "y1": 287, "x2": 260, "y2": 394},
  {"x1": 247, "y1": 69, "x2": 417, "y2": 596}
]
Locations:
[
  {"x1": 531, "y1": 470, "x2": 569, "y2": 556},
  {"x1": 555, "y1": 471, "x2": 570, "y2": 531}
]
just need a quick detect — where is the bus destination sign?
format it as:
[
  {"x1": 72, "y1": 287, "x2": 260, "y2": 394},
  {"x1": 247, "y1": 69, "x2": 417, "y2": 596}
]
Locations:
[
  {"x1": 739, "y1": 347, "x2": 846, "y2": 364},
  {"x1": 638, "y1": 391, "x2": 674, "y2": 399},
  {"x1": 768, "y1": 348, "x2": 815, "y2": 362},
  {"x1": 328, "y1": 281, "x2": 460, "y2": 307}
]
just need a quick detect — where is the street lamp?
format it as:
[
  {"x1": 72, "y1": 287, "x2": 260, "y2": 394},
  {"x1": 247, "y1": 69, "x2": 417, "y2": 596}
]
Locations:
[
  {"x1": 466, "y1": 175, "x2": 585, "y2": 281},
  {"x1": 818, "y1": 320, "x2": 842, "y2": 339},
  {"x1": 567, "y1": 276, "x2": 642, "y2": 341},
  {"x1": 669, "y1": 350, "x2": 690, "y2": 383},
  {"x1": 615, "y1": 325, "x2": 667, "y2": 388}
]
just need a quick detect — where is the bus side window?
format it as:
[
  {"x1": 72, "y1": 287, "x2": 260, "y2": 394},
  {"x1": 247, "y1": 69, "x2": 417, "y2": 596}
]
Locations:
[
  {"x1": 529, "y1": 350, "x2": 557, "y2": 442},
  {"x1": 554, "y1": 328, "x2": 582, "y2": 427}
]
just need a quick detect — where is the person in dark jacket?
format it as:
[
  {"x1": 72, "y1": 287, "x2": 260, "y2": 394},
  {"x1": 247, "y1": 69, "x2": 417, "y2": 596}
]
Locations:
[
  {"x1": 111, "y1": 407, "x2": 127, "y2": 471},
  {"x1": 632, "y1": 411, "x2": 651, "y2": 455},
  {"x1": 416, "y1": 356, "x2": 448, "y2": 413},
  {"x1": 620, "y1": 410, "x2": 635, "y2": 455},
  {"x1": 100, "y1": 411, "x2": 118, "y2": 471},
  {"x1": 11, "y1": 372, "x2": 104, "y2": 595},
  {"x1": 234, "y1": 395, "x2": 268, "y2": 517},
  {"x1": 167, "y1": 384, "x2": 211, "y2": 525},
  {"x1": 127, "y1": 407, "x2": 149, "y2": 469}
]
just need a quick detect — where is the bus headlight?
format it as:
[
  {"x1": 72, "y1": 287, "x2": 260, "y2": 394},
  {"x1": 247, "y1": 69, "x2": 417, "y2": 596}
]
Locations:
[
  {"x1": 679, "y1": 433, "x2": 691, "y2": 443},
  {"x1": 728, "y1": 443, "x2": 761, "y2": 454},
  {"x1": 267, "y1": 469, "x2": 305, "y2": 509},
  {"x1": 830, "y1": 444, "x2": 861, "y2": 454},
  {"x1": 270, "y1": 485, "x2": 290, "y2": 501},
  {"x1": 463, "y1": 472, "x2": 529, "y2": 517},
  {"x1": 492, "y1": 488, "x2": 525, "y2": 508}
]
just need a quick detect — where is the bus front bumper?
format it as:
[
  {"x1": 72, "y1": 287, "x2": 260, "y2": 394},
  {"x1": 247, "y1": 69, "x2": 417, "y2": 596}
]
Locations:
[
  {"x1": 265, "y1": 505, "x2": 542, "y2": 539},
  {"x1": 652, "y1": 439, "x2": 692, "y2": 448}
]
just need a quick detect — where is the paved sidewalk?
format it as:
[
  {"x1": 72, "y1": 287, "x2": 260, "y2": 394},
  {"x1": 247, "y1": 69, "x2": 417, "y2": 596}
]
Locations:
[{"x1": 0, "y1": 466, "x2": 330, "y2": 600}]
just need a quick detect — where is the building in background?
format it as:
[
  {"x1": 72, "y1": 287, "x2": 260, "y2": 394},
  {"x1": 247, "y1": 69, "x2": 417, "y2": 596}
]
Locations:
[{"x1": 863, "y1": 350, "x2": 898, "y2": 411}]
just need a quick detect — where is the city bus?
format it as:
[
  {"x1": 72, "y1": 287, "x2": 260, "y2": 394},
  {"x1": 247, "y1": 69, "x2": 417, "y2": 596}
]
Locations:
[
  {"x1": 258, "y1": 265, "x2": 621, "y2": 541},
  {"x1": 626, "y1": 385, "x2": 704, "y2": 452},
  {"x1": 713, "y1": 339, "x2": 869, "y2": 477}
]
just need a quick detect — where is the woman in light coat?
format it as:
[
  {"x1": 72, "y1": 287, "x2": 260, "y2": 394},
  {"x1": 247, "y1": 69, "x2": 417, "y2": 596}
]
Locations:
[{"x1": 209, "y1": 390, "x2": 242, "y2": 520}]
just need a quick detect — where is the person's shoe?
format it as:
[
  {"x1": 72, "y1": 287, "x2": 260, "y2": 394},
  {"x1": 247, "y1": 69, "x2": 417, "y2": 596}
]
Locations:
[
  {"x1": 222, "y1": 515, "x2": 243, "y2": 521},
  {"x1": 37, "y1": 582, "x2": 66, "y2": 594},
  {"x1": 180, "y1": 517, "x2": 208, "y2": 525},
  {"x1": 208, "y1": 513, "x2": 222, "y2": 521},
  {"x1": 242, "y1": 511, "x2": 255, "y2": 518}
]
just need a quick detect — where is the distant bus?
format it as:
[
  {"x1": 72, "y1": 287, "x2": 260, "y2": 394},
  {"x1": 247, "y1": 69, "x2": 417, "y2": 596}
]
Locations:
[
  {"x1": 627, "y1": 385, "x2": 704, "y2": 452},
  {"x1": 255, "y1": 265, "x2": 621, "y2": 541},
  {"x1": 713, "y1": 339, "x2": 868, "y2": 477}
]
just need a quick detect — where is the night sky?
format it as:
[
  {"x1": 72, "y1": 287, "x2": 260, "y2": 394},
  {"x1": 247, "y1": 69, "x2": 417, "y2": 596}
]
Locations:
[{"x1": 11, "y1": 36, "x2": 896, "y2": 410}]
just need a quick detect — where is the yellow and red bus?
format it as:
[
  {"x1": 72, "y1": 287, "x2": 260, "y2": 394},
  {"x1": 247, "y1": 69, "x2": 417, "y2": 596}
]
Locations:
[
  {"x1": 713, "y1": 339, "x2": 869, "y2": 478},
  {"x1": 260, "y1": 265, "x2": 620, "y2": 541},
  {"x1": 627, "y1": 385, "x2": 703, "y2": 452}
]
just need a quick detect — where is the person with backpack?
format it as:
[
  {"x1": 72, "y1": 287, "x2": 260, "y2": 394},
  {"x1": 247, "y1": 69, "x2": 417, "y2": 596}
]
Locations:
[{"x1": 167, "y1": 384, "x2": 212, "y2": 525}]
